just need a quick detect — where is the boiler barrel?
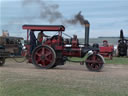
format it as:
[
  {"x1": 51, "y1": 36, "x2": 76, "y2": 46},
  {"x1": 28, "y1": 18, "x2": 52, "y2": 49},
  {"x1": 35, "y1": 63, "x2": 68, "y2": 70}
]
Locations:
[{"x1": 62, "y1": 47, "x2": 90, "y2": 57}]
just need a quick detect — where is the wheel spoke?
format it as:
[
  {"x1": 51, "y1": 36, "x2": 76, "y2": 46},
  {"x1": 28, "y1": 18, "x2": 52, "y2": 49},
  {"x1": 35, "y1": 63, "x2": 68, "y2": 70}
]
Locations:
[
  {"x1": 95, "y1": 64, "x2": 99, "y2": 69},
  {"x1": 41, "y1": 60, "x2": 46, "y2": 67},
  {"x1": 42, "y1": 48, "x2": 45, "y2": 55},
  {"x1": 45, "y1": 56, "x2": 52, "y2": 62},
  {"x1": 37, "y1": 57, "x2": 41, "y2": 63},
  {"x1": 45, "y1": 57, "x2": 49, "y2": 61},
  {"x1": 86, "y1": 54, "x2": 103, "y2": 71},
  {"x1": 45, "y1": 51, "x2": 52, "y2": 57},
  {"x1": 35, "y1": 52, "x2": 41, "y2": 57},
  {"x1": 32, "y1": 45, "x2": 56, "y2": 69},
  {"x1": 92, "y1": 55, "x2": 96, "y2": 61}
]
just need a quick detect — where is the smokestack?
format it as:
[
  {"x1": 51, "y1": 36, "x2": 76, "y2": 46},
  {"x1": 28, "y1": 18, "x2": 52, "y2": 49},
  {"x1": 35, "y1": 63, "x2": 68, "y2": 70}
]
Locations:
[
  {"x1": 120, "y1": 29, "x2": 124, "y2": 40},
  {"x1": 84, "y1": 21, "x2": 90, "y2": 46}
]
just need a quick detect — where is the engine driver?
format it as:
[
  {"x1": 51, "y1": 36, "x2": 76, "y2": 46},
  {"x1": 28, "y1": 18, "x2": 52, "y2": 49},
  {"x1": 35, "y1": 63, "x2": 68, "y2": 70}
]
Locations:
[{"x1": 37, "y1": 31, "x2": 50, "y2": 45}]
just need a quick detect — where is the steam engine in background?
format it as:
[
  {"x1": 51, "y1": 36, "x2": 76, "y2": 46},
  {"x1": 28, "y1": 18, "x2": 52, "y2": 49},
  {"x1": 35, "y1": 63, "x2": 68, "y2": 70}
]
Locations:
[{"x1": 117, "y1": 29, "x2": 128, "y2": 57}]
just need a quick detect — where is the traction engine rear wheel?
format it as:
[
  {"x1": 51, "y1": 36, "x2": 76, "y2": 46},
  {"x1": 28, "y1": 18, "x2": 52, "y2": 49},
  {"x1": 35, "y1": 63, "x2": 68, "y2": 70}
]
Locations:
[
  {"x1": 0, "y1": 58, "x2": 5, "y2": 66},
  {"x1": 32, "y1": 45, "x2": 56, "y2": 69},
  {"x1": 86, "y1": 54, "x2": 104, "y2": 72}
]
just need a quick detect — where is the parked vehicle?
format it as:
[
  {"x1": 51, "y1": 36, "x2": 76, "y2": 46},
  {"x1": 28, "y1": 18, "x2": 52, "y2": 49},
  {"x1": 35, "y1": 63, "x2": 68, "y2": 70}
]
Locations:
[
  {"x1": 0, "y1": 36, "x2": 25, "y2": 66},
  {"x1": 117, "y1": 30, "x2": 128, "y2": 57},
  {"x1": 99, "y1": 40, "x2": 114, "y2": 60}
]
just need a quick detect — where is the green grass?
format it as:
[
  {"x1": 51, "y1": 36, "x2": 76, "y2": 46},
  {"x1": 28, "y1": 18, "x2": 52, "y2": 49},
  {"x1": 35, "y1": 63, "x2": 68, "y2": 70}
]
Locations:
[
  {"x1": 68, "y1": 56, "x2": 128, "y2": 64},
  {"x1": 0, "y1": 56, "x2": 128, "y2": 96},
  {"x1": 0, "y1": 70, "x2": 128, "y2": 96},
  {"x1": 106, "y1": 57, "x2": 128, "y2": 64}
]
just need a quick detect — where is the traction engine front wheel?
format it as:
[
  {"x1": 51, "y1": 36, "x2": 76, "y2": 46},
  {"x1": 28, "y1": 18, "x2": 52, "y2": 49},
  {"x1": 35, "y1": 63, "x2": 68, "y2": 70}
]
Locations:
[
  {"x1": 32, "y1": 45, "x2": 56, "y2": 69},
  {"x1": 86, "y1": 54, "x2": 104, "y2": 72}
]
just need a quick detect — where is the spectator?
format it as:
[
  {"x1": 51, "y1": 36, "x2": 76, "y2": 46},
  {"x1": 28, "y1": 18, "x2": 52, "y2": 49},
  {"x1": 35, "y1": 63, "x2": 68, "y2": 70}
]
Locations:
[{"x1": 103, "y1": 40, "x2": 108, "y2": 47}]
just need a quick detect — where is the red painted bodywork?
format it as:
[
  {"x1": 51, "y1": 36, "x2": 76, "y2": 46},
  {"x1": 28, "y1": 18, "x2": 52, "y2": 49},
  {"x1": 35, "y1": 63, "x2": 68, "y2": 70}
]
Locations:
[
  {"x1": 99, "y1": 45, "x2": 114, "y2": 59},
  {"x1": 22, "y1": 24, "x2": 104, "y2": 71},
  {"x1": 62, "y1": 48, "x2": 81, "y2": 57},
  {"x1": 23, "y1": 25, "x2": 82, "y2": 62},
  {"x1": 72, "y1": 39, "x2": 79, "y2": 48}
]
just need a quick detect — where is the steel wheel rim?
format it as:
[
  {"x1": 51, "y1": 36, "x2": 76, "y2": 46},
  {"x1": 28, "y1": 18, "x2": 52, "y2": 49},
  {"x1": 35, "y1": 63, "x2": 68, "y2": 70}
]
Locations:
[
  {"x1": 86, "y1": 55, "x2": 103, "y2": 71},
  {"x1": 33, "y1": 46, "x2": 55, "y2": 68},
  {"x1": 89, "y1": 56, "x2": 100, "y2": 70}
]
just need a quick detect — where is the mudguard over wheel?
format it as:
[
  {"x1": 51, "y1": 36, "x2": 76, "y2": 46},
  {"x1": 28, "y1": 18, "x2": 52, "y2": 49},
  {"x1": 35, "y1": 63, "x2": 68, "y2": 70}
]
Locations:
[
  {"x1": 0, "y1": 58, "x2": 5, "y2": 66},
  {"x1": 32, "y1": 45, "x2": 56, "y2": 69},
  {"x1": 86, "y1": 54, "x2": 104, "y2": 72}
]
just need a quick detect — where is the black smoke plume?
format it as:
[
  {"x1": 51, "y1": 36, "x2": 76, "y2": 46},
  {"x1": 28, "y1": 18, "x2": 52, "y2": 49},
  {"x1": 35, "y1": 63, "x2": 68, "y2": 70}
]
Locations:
[
  {"x1": 66, "y1": 11, "x2": 89, "y2": 25},
  {"x1": 23, "y1": 0, "x2": 89, "y2": 25},
  {"x1": 23, "y1": 0, "x2": 63, "y2": 23}
]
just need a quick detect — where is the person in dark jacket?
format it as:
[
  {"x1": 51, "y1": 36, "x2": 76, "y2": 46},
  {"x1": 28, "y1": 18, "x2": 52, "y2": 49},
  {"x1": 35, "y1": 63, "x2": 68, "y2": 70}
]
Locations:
[{"x1": 30, "y1": 30, "x2": 36, "y2": 54}]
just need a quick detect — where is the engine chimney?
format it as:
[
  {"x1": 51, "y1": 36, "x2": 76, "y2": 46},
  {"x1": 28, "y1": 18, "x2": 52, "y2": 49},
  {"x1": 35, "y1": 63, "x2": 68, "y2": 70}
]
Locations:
[
  {"x1": 120, "y1": 29, "x2": 124, "y2": 41},
  {"x1": 84, "y1": 21, "x2": 90, "y2": 46}
]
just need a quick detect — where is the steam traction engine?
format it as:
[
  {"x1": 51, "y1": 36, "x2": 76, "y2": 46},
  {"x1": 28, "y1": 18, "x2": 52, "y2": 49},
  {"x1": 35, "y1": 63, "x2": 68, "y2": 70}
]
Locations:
[
  {"x1": 23, "y1": 22, "x2": 105, "y2": 72},
  {"x1": 117, "y1": 29, "x2": 128, "y2": 57}
]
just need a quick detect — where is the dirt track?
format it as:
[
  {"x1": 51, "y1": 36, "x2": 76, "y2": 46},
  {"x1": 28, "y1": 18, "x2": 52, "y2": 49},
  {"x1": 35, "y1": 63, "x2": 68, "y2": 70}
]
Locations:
[
  {"x1": 1, "y1": 59, "x2": 128, "y2": 96},
  {"x1": 1, "y1": 59, "x2": 128, "y2": 76}
]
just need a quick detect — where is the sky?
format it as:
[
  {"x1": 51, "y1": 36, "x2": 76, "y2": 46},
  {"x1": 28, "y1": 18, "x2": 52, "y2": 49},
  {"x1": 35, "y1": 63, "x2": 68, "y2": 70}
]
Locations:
[{"x1": 0, "y1": 0, "x2": 128, "y2": 38}]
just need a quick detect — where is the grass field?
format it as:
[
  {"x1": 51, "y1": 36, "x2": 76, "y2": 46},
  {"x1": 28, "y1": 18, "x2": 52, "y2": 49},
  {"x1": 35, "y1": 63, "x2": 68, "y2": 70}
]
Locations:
[
  {"x1": 68, "y1": 56, "x2": 128, "y2": 64},
  {"x1": 106, "y1": 57, "x2": 128, "y2": 64},
  {"x1": 0, "y1": 58, "x2": 128, "y2": 96}
]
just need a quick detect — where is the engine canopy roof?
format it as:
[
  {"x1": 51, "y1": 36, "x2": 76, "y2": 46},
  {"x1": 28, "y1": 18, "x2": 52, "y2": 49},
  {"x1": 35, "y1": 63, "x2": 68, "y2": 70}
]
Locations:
[{"x1": 22, "y1": 25, "x2": 65, "y2": 31}]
